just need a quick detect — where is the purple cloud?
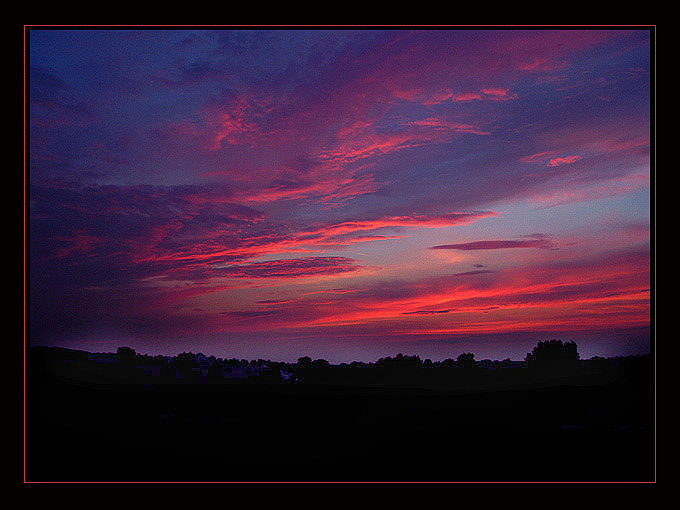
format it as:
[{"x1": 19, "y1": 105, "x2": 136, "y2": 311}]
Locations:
[
  {"x1": 431, "y1": 236, "x2": 558, "y2": 251},
  {"x1": 211, "y1": 257, "x2": 364, "y2": 280}
]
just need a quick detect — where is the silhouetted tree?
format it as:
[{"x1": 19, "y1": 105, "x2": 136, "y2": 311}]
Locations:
[
  {"x1": 312, "y1": 358, "x2": 330, "y2": 369},
  {"x1": 584, "y1": 355, "x2": 611, "y2": 374},
  {"x1": 175, "y1": 352, "x2": 196, "y2": 363},
  {"x1": 294, "y1": 356, "x2": 313, "y2": 382},
  {"x1": 441, "y1": 358, "x2": 456, "y2": 369},
  {"x1": 456, "y1": 352, "x2": 476, "y2": 369},
  {"x1": 376, "y1": 353, "x2": 422, "y2": 370},
  {"x1": 525, "y1": 339, "x2": 579, "y2": 373},
  {"x1": 117, "y1": 346, "x2": 136, "y2": 363},
  {"x1": 296, "y1": 356, "x2": 312, "y2": 369},
  {"x1": 257, "y1": 364, "x2": 283, "y2": 383},
  {"x1": 208, "y1": 361, "x2": 224, "y2": 382},
  {"x1": 174, "y1": 352, "x2": 199, "y2": 381}
]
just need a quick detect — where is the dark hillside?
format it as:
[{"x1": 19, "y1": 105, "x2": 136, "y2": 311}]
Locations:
[{"x1": 26, "y1": 346, "x2": 653, "y2": 482}]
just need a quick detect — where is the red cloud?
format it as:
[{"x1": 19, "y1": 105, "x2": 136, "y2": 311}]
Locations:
[
  {"x1": 547, "y1": 155, "x2": 581, "y2": 167},
  {"x1": 519, "y1": 151, "x2": 559, "y2": 164},
  {"x1": 303, "y1": 211, "x2": 499, "y2": 239},
  {"x1": 213, "y1": 256, "x2": 364, "y2": 280},
  {"x1": 207, "y1": 247, "x2": 649, "y2": 336}
]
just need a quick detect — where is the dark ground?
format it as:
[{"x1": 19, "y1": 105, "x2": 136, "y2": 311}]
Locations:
[{"x1": 26, "y1": 351, "x2": 654, "y2": 482}]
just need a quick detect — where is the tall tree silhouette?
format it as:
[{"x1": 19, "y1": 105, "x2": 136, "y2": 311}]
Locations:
[
  {"x1": 174, "y1": 352, "x2": 199, "y2": 381},
  {"x1": 117, "y1": 346, "x2": 136, "y2": 363},
  {"x1": 525, "y1": 339, "x2": 579, "y2": 372},
  {"x1": 456, "y1": 352, "x2": 476, "y2": 369}
]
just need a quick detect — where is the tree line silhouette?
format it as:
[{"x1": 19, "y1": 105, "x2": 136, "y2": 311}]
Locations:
[
  {"x1": 29, "y1": 339, "x2": 648, "y2": 390},
  {"x1": 26, "y1": 338, "x2": 653, "y2": 482}
]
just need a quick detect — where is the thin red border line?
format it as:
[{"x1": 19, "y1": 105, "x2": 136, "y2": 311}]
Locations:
[
  {"x1": 23, "y1": 25, "x2": 27, "y2": 484},
  {"x1": 22, "y1": 25, "x2": 656, "y2": 484}
]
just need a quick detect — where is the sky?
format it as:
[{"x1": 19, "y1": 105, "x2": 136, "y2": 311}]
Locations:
[{"x1": 27, "y1": 28, "x2": 653, "y2": 363}]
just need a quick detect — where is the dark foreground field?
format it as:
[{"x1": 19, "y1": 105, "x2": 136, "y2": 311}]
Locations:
[{"x1": 26, "y1": 351, "x2": 653, "y2": 482}]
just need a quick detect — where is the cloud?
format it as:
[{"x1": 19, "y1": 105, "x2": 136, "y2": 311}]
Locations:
[
  {"x1": 30, "y1": 182, "x2": 275, "y2": 281},
  {"x1": 547, "y1": 155, "x2": 582, "y2": 167},
  {"x1": 453, "y1": 270, "x2": 496, "y2": 277},
  {"x1": 210, "y1": 257, "x2": 364, "y2": 280},
  {"x1": 480, "y1": 87, "x2": 515, "y2": 99},
  {"x1": 303, "y1": 211, "x2": 499, "y2": 238},
  {"x1": 31, "y1": 182, "x2": 499, "y2": 295},
  {"x1": 212, "y1": 247, "x2": 650, "y2": 336},
  {"x1": 423, "y1": 87, "x2": 517, "y2": 105},
  {"x1": 519, "y1": 151, "x2": 581, "y2": 167},
  {"x1": 315, "y1": 115, "x2": 492, "y2": 172},
  {"x1": 219, "y1": 310, "x2": 282, "y2": 319},
  {"x1": 430, "y1": 236, "x2": 557, "y2": 251},
  {"x1": 407, "y1": 118, "x2": 491, "y2": 136},
  {"x1": 401, "y1": 309, "x2": 452, "y2": 315},
  {"x1": 29, "y1": 66, "x2": 95, "y2": 124},
  {"x1": 529, "y1": 173, "x2": 650, "y2": 209}
]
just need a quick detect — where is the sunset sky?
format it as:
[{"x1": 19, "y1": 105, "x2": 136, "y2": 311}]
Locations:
[{"x1": 27, "y1": 28, "x2": 653, "y2": 362}]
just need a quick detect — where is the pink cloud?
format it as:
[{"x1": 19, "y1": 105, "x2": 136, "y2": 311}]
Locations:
[
  {"x1": 302, "y1": 211, "x2": 499, "y2": 239},
  {"x1": 317, "y1": 115, "x2": 492, "y2": 171},
  {"x1": 503, "y1": 30, "x2": 626, "y2": 75},
  {"x1": 515, "y1": 57, "x2": 548, "y2": 71},
  {"x1": 587, "y1": 136, "x2": 650, "y2": 155},
  {"x1": 408, "y1": 118, "x2": 492, "y2": 136},
  {"x1": 423, "y1": 90, "x2": 483, "y2": 104},
  {"x1": 519, "y1": 151, "x2": 559, "y2": 164},
  {"x1": 423, "y1": 88, "x2": 516, "y2": 105},
  {"x1": 50, "y1": 231, "x2": 102, "y2": 260},
  {"x1": 480, "y1": 87, "x2": 517, "y2": 100},
  {"x1": 530, "y1": 173, "x2": 650, "y2": 208},
  {"x1": 520, "y1": 151, "x2": 581, "y2": 167},
  {"x1": 547, "y1": 155, "x2": 582, "y2": 167}
]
